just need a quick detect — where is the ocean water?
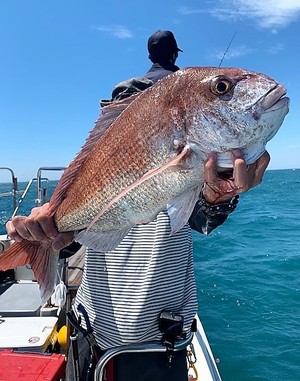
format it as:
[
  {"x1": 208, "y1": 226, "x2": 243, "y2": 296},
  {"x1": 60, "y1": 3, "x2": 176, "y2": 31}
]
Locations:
[
  {"x1": 193, "y1": 169, "x2": 300, "y2": 381},
  {"x1": 0, "y1": 169, "x2": 299, "y2": 380}
]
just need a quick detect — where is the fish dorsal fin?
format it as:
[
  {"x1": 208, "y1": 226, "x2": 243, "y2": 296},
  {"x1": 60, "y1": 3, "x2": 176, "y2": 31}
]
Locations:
[
  {"x1": 86, "y1": 145, "x2": 191, "y2": 231},
  {"x1": 49, "y1": 93, "x2": 141, "y2": 216},
  {"x1": 167, "y1": 185, "x2": 202, "y2": 234}
]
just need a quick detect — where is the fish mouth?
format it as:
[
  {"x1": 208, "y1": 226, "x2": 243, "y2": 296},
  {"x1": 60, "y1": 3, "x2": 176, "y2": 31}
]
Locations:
[
  {"x1": 216, "y1": 168, "x2": 233, "y2": 180},
  {"x1": 261, "y1": 84, "x2": 289, "y2": 111}
]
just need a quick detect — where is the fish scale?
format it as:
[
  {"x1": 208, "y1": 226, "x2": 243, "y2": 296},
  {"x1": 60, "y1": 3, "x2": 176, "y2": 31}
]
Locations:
[
  {"x1": 0, "y1": 66, "x2": 289, "y2": 301},
  {"x1": 55, "y1": 86, "x2": 186, "y2": 231}
]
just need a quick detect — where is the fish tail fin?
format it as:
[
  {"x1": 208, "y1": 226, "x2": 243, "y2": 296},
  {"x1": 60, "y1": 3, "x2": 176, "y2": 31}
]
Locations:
[
  {"x1": 0, "y1": 241, "x2": 59, "y2": 303},
  {"x1": 0, "y1": 241, "x2": 32, "y2": 269}
]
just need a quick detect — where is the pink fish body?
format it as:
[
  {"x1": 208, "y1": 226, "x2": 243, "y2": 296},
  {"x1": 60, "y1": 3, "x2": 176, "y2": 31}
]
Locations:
[{"x1": 0, "y1": 67, "x2": 290, "y2": 301}]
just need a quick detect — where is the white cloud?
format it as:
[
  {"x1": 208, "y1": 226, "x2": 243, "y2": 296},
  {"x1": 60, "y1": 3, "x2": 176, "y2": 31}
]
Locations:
[
  {"x1": 211, "y1": 44, "x2": 255, "y2": 63},
  {"x1": 177, "y1": 6, "x2": 204, "y2": 15},
  {"x1": 178, "y1": 1, "x2": 300, "y2": 30},
  {"x1": 212, "y1": 0, "x2": 300, "y2": 29},
  {"x1": 267, "y1": 43, "x2": 285, "y2": 54},
  {"x1": 91, "y1": 25, "x2": 133, "y2": 39}
]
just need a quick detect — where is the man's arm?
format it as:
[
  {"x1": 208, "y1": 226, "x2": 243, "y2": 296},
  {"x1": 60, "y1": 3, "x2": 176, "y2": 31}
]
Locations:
[
  {"x1": 189, "y1": 149, "x2": 270, "y2": 235},
  {"x1": 189, "y1": 193, "x2": 239, "y2": 235}
]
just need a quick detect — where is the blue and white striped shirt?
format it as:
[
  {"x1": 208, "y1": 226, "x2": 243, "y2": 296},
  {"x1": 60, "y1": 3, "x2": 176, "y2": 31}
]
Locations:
[{"x1": 74, "y1": 210, "x2": 198, "y2": 350}]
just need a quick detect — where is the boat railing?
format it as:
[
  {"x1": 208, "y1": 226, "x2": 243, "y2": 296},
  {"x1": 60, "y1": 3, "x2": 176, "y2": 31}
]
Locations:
[
  {"x1": 0, "y1": 167, "x2": 66, "y2": 222},
  {"x1": 0, "y1": 167, "x2": 19, "y2": 212},
  {"x1": 94, "y1": 333, "x2": 194, "y2": 381},
  {"x1": 35, "y1": 167, "x2": 66, "y2": 207}
]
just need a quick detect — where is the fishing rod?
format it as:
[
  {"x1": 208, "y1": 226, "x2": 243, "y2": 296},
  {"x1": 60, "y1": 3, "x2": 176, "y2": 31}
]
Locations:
[{"x1": 218, "y1": 31, "x2": 237, "y2": 67}]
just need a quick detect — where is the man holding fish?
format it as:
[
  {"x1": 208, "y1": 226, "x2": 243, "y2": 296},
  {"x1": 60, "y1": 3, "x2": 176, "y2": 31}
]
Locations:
[{"x1": 4, "y1": 29, "x2": 288, "y2": 381}]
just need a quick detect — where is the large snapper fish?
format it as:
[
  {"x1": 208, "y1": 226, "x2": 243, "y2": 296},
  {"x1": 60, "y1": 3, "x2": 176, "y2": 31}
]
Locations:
[{"x1": 0, "y1": 67, "x2": 289, "y2": 301}]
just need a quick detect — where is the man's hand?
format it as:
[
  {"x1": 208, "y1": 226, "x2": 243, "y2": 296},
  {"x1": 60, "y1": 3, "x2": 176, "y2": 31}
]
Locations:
[
  {"x1": 6, "y1": 202, "x2": 74, "y2": 251},
  {"x1": 203, "y1": 149, "x2": 270, "y2": 204}
]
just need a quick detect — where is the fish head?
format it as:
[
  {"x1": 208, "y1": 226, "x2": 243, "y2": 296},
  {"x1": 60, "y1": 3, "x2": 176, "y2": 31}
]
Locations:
[{"x1": 181, "y1": 67, "x2": 290, "y2": 168}]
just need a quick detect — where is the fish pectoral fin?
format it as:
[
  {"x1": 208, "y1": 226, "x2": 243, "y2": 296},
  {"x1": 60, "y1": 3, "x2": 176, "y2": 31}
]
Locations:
[
  {"x1": 75, "y1": 229, "x2": 131, "y2": 252},
  {"x1": 87, "y1": 145, "x2": 191, "y2": 231},
  {"x1": 0, "y1": 241, "x2": 59, "y2": 304},
  {"x1": 167, "y1": 185, "x2": 202, "y2": 234}
]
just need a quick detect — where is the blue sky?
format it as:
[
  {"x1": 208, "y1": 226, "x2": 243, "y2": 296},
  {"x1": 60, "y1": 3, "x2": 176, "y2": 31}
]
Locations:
[{"x1": 0, "y1": 0, "x2": 300, "y2": 181}]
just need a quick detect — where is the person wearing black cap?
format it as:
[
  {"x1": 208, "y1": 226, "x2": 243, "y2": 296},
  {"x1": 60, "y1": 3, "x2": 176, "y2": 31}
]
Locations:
[
  {"x1": 144, "y1": 30, "x2": 183, "y2": 83},
  {"x1": 100, "y1": 30, "x2": 183, "y2": 106},
  {"x1": 6, "y1": 30, "x2": 270, "y2": 381}
]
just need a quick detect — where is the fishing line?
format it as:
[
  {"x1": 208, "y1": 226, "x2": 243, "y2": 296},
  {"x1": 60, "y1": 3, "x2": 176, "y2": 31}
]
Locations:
[{"x1": 218, "y1": 31, "x2": 237, "y2": 67}]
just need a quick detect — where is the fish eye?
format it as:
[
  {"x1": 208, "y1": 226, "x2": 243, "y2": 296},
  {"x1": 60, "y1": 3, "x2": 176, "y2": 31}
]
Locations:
[{"x1": 211, "y1": 77, "x2": 233, "y2": 96}]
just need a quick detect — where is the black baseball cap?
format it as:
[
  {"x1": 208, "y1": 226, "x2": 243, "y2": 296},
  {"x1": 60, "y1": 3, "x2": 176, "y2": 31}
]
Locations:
[{"x1": 147, "y1": 30, "x2": 183, "y2": 60}]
